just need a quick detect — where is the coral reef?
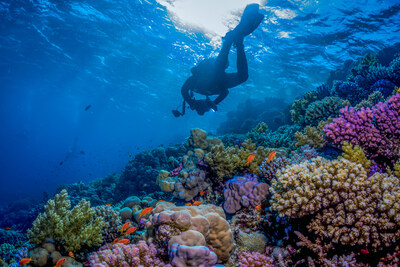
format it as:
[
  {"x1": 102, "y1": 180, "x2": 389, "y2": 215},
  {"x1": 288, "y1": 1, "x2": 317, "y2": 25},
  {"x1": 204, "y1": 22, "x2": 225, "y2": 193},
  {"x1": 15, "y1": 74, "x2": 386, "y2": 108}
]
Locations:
[
  {"x1": 290, "y1": 92, "x2": 318, "y2": 125},
  {"x1": 248, "y1": 124, "x2": 301, "y2": 149},
  {"x1": 270, "y1": 157, "x2": 400, "y2": 248},
  {"x1": 88, "y1": 241, "x2": 169, "y2": 267},
  {"x1": 94, "y1": 205, "x2": 122, "y2": 243},
  {"x1": 238, "y1": 252, "x2": 274, "y2": 267},
  {"x1": 354, "y1": 90, "x2": 385, "y2": 111},
  {"x1": 146, "y1": 202, "x2": 233, "y2": 263},
  {"x1": 169, "y1": 243, "x2": 217, "y2": 267},
  {"x1": 324, "y1": 94, "x2": 400, "y2": 166},
  {"x1": 237, "y1": 231, "x2": 267, "y2": 253},
  {"x1": 304, "y1": 97, "x2": 350, "y2": 126},
  {"x1": 205, "y1": 139, "x2": 288, "y2": 181},
  {"x1": 27, "y1": 190, "x2": 105, "y2": 251},
  {"x1": 340, "y1": 141, "x2": 371, "y2": 173},
  {"x1": 186, "y1": 128, "x2": 222, "y2": 151},
  {"x1": 223, "y1": 175, "x2": 269, "y2": 214},
  {"x1": 259, "y1": 157, "x2": 291, "y2": 182},
  {"x1": 294, "y1": 119, "x2": 331, "y2": 149}
]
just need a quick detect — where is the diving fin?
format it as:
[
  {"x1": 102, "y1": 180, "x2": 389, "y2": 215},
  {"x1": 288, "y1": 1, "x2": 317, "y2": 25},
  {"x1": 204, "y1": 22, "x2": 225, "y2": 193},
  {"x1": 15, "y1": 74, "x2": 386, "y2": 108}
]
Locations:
[{"x1": 233, "y1": 4, "x2": 264, "y2": 38}]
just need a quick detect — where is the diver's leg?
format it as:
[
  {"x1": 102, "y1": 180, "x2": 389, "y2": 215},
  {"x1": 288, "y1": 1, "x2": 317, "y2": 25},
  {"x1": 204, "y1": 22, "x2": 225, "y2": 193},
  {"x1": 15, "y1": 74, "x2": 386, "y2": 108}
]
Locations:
[
  {"x1": 214, "y1": 31, "x2": 235, "y2": 71},
  {"x1": 225, "y1": 38, "x2": 248, "y2": 88}
]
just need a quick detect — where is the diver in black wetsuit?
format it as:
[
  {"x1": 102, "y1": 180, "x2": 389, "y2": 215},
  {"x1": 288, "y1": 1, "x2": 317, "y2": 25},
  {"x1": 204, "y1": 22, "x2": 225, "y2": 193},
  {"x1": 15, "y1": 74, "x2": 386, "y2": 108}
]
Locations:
[{"x1": 172, "y1": 4, "x2": 264, "y2": 117}]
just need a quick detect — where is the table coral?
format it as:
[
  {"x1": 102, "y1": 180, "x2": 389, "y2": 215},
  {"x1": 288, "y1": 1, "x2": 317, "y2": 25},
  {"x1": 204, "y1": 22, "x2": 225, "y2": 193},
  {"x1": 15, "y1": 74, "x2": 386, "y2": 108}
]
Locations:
[
  {"x1": 88, "y1": 241, "x2": 169, "y2": 267},
  {"x1": 270, "y1": 157, "x2": 400, "y2": 248},
  {"x1": 146, "y1": 203, "x2": 233, "y2": 263},
  {"x1": 27, "y1": 190, "x2": 105, "y2": 251},
  {"x1": 324, "y1": 94, "x2": 400, "y2": 166},
  {"x1": 223, "y1": 175, "x2": 269, "y2": 214}
]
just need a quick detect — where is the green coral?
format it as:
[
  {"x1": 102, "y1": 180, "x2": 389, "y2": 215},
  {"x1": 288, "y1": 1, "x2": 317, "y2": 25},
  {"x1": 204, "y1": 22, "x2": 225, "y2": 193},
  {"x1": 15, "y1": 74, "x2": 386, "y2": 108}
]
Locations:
[
  {"x1": 295, "y1": 119, "x2": 331, "y2": 149},
  {"x1": 237, "y1": 231, "x2": 267, "y2": 253},
  {"x1": 340, "y1": 141, "x2": 371, "y2": 173},
  {"x1": 354, "y1": 91, "x2": 385, "y2": 111},
  {"x1": 304, "y1": 97, "x2": 350, "y2": 126},
  {"x1": 205, "y1": 140, "x2": 288, "y2": 181},
  {"x1": 250, "y1": 122, "x2": 268, "y2": 134},
  {"x1": 28, "y1": 190, "x2": 105, "y2": 251},
  {"x1": 290, "y1": 92, "x2": 318, "y2": 125}
]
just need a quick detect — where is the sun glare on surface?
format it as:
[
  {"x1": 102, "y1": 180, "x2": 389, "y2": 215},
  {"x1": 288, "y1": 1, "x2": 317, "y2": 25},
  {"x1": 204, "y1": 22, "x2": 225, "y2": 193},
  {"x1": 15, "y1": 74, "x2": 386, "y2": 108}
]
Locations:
[{"x1": 156, "y1": 0, "x2": 265, "y2": 37}]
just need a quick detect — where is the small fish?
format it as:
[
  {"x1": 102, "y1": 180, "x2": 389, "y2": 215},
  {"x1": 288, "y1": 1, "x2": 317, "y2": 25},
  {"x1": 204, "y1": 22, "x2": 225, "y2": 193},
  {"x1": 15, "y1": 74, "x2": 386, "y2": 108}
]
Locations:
[
  {"x1": 125, "y1": 227, "x2": 137, "y2": 235},
  {"x1": 360, "y1": 249, "x2": 369, "y2": 254},
  {"x1": 138, "y1": 207, "x2": 154, "y2": 218},
  {"x1": 255, "y1": 204, "x2": 262, "y2": 210},
  {"x1": 117, "y1": 239, "x2": 130, "y2": 245},
  {"x1": 120, "y1": 221, "x2": 131, "y2": 233},
  {"x1": 191, "y1": 200, "x2": 203, "y2": 206},
  {"x1": 247, "y1": 154, "x2": 256, "y2": 164},
  {"x1": 19, "y1": 258, "x2": 33, "y2": 266},
  {"x1": 129, "y1": 153, "x2": 132, "y2": 157},
  {"x1": 55, "y1": 257, "x2": 67, "y2": 267},
  {"x1": 105, "y1": 203, "x2": 112, "y2": 206},
  {"x1": 112, "y1": 238, "x2": 119, "y2": 244},
  {"x1": 59, "y1": 161, "x2": 63, "y2": 166},
  {"x1": 85, "y1": 105, "x2": 92, "y2": 111},
  {"x1": 199, "y1": 191, "x2": 205, "y2": 196},
  {"x1": 185, "y1": 202, "x2": 192, "y2": 206},
  {"x1": 5, "y1": 227, "x2": 11, "y2": 231},
  {"x1": 79, "y1": 150, "x2": 85, "y2": 155},
  {"x1": 267, "y1": 151, "x2": 276, "y2": 163},
  {"x1": 68, "y1": 252, "x2": 74, "y2": 258}
]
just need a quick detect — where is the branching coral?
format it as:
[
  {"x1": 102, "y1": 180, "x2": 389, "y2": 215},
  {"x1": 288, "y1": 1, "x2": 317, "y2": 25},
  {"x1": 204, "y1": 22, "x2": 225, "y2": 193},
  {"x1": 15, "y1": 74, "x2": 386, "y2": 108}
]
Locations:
[
  {"x1": 238, "y1": 252, "x2": 274, "y2": 267},
  {"x1": 259, "y1": 157, "x2": 291, "y2": 182},
  {"x1": 295, "y1": 119, "x2": 331, "y2": 149},
  {"x1": 324, "y1": 94, "x2": 400, "y2": 166},
  {"x1": 290, "y1": 92, "x2": 318, "y2": 125},
  {"x1": 340, "y1": 141, "x2": 371, "y2": 173},
  {"x1": 270, "y1": 157, "x2": 400, "y2": 249},
  {"x1": 354, "y1": 90, "x2": 385, "y2": 111},
  {"x1": 205, "y1": 139, "x2": 288, "y2": 181},
  {"x1": 94, "y1": 205, "x2": 122, "y2": 243},
  {"x1": 28, "y1": 190, "x2": 105, "y2": 251},
  {"x1": 186, "y1": 128, "x2": 222, "y2": 152},
  {"x1": 88, "y1": 241, "x2": 169, "y2": 267}
]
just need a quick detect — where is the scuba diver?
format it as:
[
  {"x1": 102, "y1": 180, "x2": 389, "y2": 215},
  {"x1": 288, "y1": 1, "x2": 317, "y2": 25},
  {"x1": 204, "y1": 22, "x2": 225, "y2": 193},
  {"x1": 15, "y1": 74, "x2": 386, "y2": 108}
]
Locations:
[{"x1": 172, "y1": 4, "x2": 264, "y2": 117}]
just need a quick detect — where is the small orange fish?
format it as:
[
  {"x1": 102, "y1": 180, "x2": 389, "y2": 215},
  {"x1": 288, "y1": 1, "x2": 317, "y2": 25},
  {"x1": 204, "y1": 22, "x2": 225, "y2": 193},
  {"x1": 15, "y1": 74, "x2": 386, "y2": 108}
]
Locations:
[
  {"x1": 185, "y1": 202, "x2": 192, "y2": 206},
  {"x1": 255, "y1": 204, "x2": 262, "y2": 210},
  {"x1": 112, "y1": 238, "x2": 119, "y2": 244},
  {"x1": 105, "y1": 203, "x2": 112, "y2": 206},
  {"x1": 191, "y1": 200, "x2": 203, "y2": 206},
  {"x1": 267, "y1": 151, "x2": 276, "y2": 163},
  {"x1": 68, "y1": 251, "x2": 74, "y2": 258},
  {"x1": 199, "y1": 191, "x2": 205, "y2": 196},
  {"x1": 360, "y1": 249, "x2": 369, "y2": 254},
  {"x1": 117, "y1": 239, "x2": 130, "y2": 245},
  {"x1": 120, "y1": 221, "x2": 131, "y2": 233},
  {"x1": 19, "y1": 258, "x2": 33, "y2": 266},
  {"x1": 5, "y1": 227, "x2": 11, "y2": 231},
  {"x1": 138, "y1": 207, "x2": 154, "y2": 218},
  {"x1": 125, "y1": 227, "x2": 137, "y2": 235},
  {"x1": 247, "y1": 154, "x2": 256, "y2": 164},
  {"x1": 55, "y1": 257, "x2": 67, "y2": 267}
]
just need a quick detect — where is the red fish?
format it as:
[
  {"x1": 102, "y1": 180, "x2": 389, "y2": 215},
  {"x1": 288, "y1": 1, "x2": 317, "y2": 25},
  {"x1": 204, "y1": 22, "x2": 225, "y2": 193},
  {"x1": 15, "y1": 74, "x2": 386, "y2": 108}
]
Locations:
[
  {"x1": 191, "y1": 200, "x2": 203, "y2": 206},
  {"x1": 120, "y1": 221, "x2": 131, "y2": 233},
  {"x1": 105, "y1": 204, "x2": 112, "y2": 206},
  {"x1": 138, "y1": 207, "x2": 154, "y2": 218},
  {"x1": 68, "y1": 252, "x2": 74, "y2": 258},
  {"x1": 117, "y1": 239, "x2": 130, "y2": 245},
  {"x1": 360, "y1": 249, "x2": 369, "y2": 254},
  {"x1": 112, "y1": 238, "x2": 119, "y2": 244},
  {"x1": 185, "y1": 202, "x2": 192, "y2": 206},
  {"x1": 5, "y1": 227, "x2": 11, "y2": 231},
  {"x1": 19, "y1": 258, "x2": 33, "y2": 266},
  {"x1": 255, "y1": 204, "x2": 262, "y2": 210},
  {"x1": 247, "y1": 154, "x2": 255, "y2": 164},
  {"x1": 125, "y1": 227, "x2": 137, "y2": 235},
  {"x1": 199, "y1": 191, "x2": 206, "y2": 196},
  {"x1": 267, "y1": 151, "x2": 276, "y2": 163},
  {"x1": 55, "y1": 258, "x2": 67, "y2": 267}
]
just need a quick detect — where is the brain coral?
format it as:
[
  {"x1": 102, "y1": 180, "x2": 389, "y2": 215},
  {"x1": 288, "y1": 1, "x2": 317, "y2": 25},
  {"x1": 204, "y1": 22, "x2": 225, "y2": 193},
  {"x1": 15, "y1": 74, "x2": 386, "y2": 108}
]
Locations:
[
  {"x1": 270, "y1": 157, "x2": 400, "y2": 248},
  {"x1": 146, "y1": 202, "x2": 233, "y2": 263},
  {"x1": 28, "y1": 190, "x2": 105, "y2": 251}
]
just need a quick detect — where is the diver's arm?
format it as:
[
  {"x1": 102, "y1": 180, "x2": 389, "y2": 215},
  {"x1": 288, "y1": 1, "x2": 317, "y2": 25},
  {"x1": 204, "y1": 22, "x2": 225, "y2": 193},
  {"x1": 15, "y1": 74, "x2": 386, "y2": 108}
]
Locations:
[
  {"x1": 181, "y1": 76, "x2": 196, "y2": 107},
  {"x1": 214, "y1": 89, "x2": 229, "y2": 105}
]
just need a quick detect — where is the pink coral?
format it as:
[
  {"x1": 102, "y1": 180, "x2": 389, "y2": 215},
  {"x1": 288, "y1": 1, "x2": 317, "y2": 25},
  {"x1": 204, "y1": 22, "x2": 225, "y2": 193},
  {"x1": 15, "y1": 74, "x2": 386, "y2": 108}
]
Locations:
[
  {"x1": 88, "y1": 241, "x2": 170, "y2": 267},
  {"x1": 238, "y1": 252, "x2": 274, "y2": 267}
]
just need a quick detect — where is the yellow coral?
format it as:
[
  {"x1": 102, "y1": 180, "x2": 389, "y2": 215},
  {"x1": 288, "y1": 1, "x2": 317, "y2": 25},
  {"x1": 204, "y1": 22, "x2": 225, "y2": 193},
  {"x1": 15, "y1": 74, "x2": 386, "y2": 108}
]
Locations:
[
  {"x1": 270, "y1": 157, "x2": 400, "y2": 249},
  {"x1": 340, "y1": 141, "x2": 371, "y2": 173},
  {"x1": 295, "y1": 118, "x2": 331, "y2": 149},
  {"x1": 205, "y1": 139, "x2": 288, "y2": 181},
  {"x1": 387, "y1": 159, "x2": 400, "y2": 179},
  {"x1": 186, "y1": 128, "x2": 222, "y2": 152},
  {"x1": 28, "y1": 190, "x2": 105, "y2": 251}
]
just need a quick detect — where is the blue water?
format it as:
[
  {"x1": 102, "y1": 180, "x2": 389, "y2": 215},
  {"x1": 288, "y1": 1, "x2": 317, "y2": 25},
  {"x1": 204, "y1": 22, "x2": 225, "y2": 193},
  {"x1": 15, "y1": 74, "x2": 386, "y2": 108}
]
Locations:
[{"x1": 0, "y1": 0, "x2": 399, "y2": 206}]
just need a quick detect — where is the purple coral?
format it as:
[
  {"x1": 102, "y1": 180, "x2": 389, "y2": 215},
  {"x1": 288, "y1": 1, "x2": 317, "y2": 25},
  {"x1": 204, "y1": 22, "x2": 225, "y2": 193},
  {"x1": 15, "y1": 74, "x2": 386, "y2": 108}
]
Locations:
[
  {"x1": 324, "y1": 94, "x2": 400, "y2": 165},
  {"x1": 223, "y1": 175, "x2": 269, "y2": 214},
  {"x1": 88, "y1": 241, "x2": 170, "y2": 267},
  {"x1": 238, "y1": 252, "x2": 274, "y2": 267},
  {"x1": 169, "y1": 243, "x2": 217, "y2": 267}
]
